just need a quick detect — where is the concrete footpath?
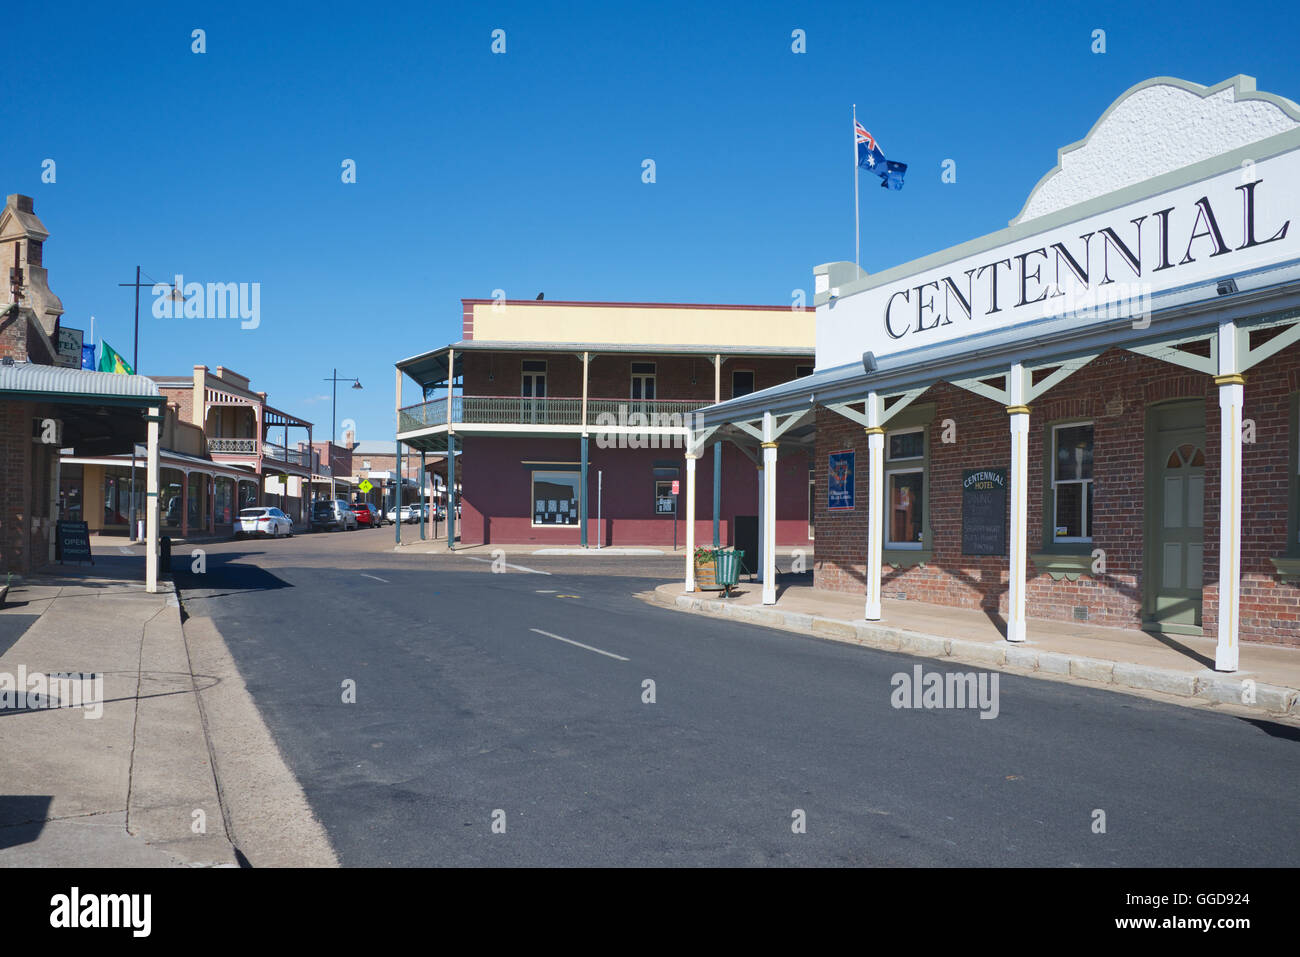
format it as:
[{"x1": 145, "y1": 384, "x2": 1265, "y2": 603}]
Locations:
[
  {"x1": 653, "y1": 579, "x2": 1300, "y2": 721},
  {"x1": 0, "y1": 568, "x2": 337, "y2": 867}
]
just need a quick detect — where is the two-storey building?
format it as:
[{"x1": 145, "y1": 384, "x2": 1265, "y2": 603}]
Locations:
[
  {"x1": 395, "y1": 298, "x2": 815, "y2": 550},
  {"x1": 61, "y1": 365, "x2": 317, "y2": 536}
]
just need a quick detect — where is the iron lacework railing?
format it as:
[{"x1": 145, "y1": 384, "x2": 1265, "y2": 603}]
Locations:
[
  {"x1": 208, "y1": 437, "x2": 257, "y2": 454},
  {"x1": 397, "y1": 396, "x2": 711, "y2": 433}
]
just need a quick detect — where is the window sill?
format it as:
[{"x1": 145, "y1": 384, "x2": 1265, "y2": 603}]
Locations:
[
  {"x1": 1268, "y1": 556, "x2": 1300, "y2": 582},
  {"x1": 883, "y1": 548, "x2": 931, "y2": 568},
  {"x1": 1031, "y1": 552, "x2": 1095, "y2": 581}
]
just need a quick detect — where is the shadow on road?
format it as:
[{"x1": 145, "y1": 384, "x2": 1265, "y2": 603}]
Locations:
[
  {"x1": 171, "y1": 552, "x2": 294, "y2": 602},
  {"x1": 0, "y1": 795, "x2": 52, "y2": 848}
]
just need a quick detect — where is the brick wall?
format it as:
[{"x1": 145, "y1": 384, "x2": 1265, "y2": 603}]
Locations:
[
  {"x1": 813, "y1": 345, "x2": 1300, "y2": 648},
  {"x1": 0, "y1": 400, "x2": 32, "y2": 573},
  {"x1": 0, "y1": 308, "x2": 31, "y2": 363}
]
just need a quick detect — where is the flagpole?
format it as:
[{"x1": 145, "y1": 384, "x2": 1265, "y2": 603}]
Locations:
[{"x1": 853, "y1": 103, "x2": 860, "y2": 269}]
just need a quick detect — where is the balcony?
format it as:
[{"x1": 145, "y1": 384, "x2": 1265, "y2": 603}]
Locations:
[
  {"x1": 208, "y1": 437, "x2": 257, "y2": 454},
  {"x1": 262, "y1": 441, "x2": 314, "y2": 469},
  {"x1": 399, "y1": 396, "x2": 712, "y2": 433}
]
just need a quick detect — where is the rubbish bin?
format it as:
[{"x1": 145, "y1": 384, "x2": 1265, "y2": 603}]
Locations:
[
  {"x1": 160, "y1": 535, "x2": 172, "y2": 573},
  {"x1": 715, "y1": 548, "x2": 743, "y2": 598}
]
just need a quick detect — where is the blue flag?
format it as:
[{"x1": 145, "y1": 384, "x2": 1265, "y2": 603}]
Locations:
[
  {"x1": 81, "y1": 344, "x2": 95, "y2": 369},
  {"x1": 855, "y1": 121, "x2": 907, "y2": 190},
  {"x1": 881, "y1": 159, "x2": 907, "y2": 190}
]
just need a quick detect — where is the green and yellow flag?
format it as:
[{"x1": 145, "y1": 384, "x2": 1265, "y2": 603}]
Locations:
[{"x1": 97, "y1": 340, "x2": 134, "y2": 375}]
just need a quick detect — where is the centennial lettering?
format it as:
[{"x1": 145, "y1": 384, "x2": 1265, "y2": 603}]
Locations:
[{"x1": 878, "y1": 180, "x2": 1293, "y2": 340}]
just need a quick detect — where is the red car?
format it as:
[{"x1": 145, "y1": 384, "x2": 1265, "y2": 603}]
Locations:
[{"x1": 350, "y1": 503, "x2": 381, "y2": 527}]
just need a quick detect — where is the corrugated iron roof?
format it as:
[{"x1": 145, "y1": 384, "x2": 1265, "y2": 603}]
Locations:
[{"x1": 0, "y1": 362, "x2": 161, "y2": 399}]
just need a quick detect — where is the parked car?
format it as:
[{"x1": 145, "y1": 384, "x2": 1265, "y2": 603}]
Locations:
[
  {"x1": 236, "y1": 506, "x2": 293, "y2": 538},
  {"x1": 312, "y1": 499, "x2": 357, "y2": 532},
  {"x1": 397, "y1": 504, "x2": 429, "y2": 524},
  {"x1": 351, "y1": 502, "x2": 382, "y2": 527}
]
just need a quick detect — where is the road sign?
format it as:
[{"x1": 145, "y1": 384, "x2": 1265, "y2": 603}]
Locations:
[
  {"x1": 359, "y1": 479, "x2": 373, "y2": 493},
  {"x1": 671, "y1": 480, "x2": 679, "y2": 495}
]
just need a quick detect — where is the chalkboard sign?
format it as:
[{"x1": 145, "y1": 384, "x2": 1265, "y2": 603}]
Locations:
[
  {"x1": 961, "y1": 469, "x2": 1007, "y2": 556},
  {"x1": 56, "y1": 521, "x2": 94, "y2": 565}
]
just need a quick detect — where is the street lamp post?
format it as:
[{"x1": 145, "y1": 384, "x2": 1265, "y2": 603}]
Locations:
[
  {"x1": 324, "y1": 369, "x2": 362, "y2": 498},
  {"x1": 119, "y1": 267, "x2": 180, "y2": 541}
]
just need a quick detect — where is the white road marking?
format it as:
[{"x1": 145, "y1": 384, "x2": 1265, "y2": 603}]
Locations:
[
  {"x1": 529, "y1": 628, "x2": 628, "y2": 661},
  {"x1": 535, "y1": 589, "x2": 557, "y2": 593},
  {"x1": 361, "y1": 573, "x2": 390, "y2": 583},
  {"x1": 118, "y1": 546, "x2": 135, "y2": 555},
  {"x1": 466, "y1": 556, "x2": 552, "y2": 575}
]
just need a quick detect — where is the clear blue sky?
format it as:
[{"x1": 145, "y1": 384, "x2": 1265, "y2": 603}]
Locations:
[{"x1": 5, "y1": 0, "x2": 1297, "y2": 443}]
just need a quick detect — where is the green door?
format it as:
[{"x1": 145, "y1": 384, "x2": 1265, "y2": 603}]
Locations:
[{"x1": 1144, "y1": 402, "x2": 1206, "y2": 632}]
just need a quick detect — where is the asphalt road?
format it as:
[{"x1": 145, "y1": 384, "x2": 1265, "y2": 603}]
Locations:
[{"x1": 173, "y1": 528, "x2": 1300, "y2": 866}]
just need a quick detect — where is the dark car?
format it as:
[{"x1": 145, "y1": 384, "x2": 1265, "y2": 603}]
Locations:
[
  {"x1": 312, "y1": 499, "x2": 357, "y2": 531},
  {"x1": 351, "y1": 502, "x2": 381, "y2": 527}
]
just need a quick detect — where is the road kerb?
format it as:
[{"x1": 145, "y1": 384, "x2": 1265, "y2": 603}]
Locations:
[{"x1": 661, "y1": 588, "x2": 1300, "y2": 720}]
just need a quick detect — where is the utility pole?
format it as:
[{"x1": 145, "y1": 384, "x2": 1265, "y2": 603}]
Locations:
[
  {"x1": 323, "y1": 369, "x2": 362, "y2": 499},
  {"x1": 118, "y1": 267, "x2": 162, "y2": 540}
]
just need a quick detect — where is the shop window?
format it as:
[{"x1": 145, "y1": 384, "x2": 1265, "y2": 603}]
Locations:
[
  {"x1": 885, "y1": 427, "x2": 925, "y2": 548},
  {"x1": 732, "y1": 370, "x2": 755, "y2": 398},
  {"x1": 655, "y1": 479, "x2": 677, "y2": 515},
  {"x1": 214, "y1": 477, "x2": 235, "y2": 525},
  {"x1": 1052, "y1": 423, "x2": 1094, "y2": 542},
  {"x1": 532, "y1": 471, "x2": 579, "y2": 526}
]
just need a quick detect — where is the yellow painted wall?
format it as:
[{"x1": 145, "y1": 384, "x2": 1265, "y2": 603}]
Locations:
[
  {"x1": 82, "y1": 464, "x2": 105, "y2": 532},
  {"x1": 469, "y1": 302, "x2": 813, "y2": 349}
]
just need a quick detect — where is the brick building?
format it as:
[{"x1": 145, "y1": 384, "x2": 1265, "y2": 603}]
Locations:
[
  {"x1": 1, "y1": 193, "x2": 164, "y2": 589},
  {"x1": 697, "y1": 75, "x2": 1300, "y2": 670},
  {"x1": 395, "y1": 299, "x2": 814, "y2": 551}
]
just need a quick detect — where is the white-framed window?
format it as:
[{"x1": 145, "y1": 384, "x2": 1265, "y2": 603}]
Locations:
[
  {"x1": 885, "y1": 427, "x2": 925, "y2": 549},
  {"x1": 531, "y1": 471, "x2": 579, "y2": 527},
  {"x1": 631, "y1": 362, "x2": 656, "y2": 400},
  {"x1": 362, "y1": 459, "x2": 371, "y2": 470},
  {"x1": 522, "y1": 359, "x2": 547, "y2": 398},
  {"x1": 1052, "y1": 422, "x2": 1094, "y2": 542}
]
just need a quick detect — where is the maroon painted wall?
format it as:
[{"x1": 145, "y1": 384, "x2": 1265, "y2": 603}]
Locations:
[{"x1": 459, "y1": 435, "x2": 811, "y2": 547}]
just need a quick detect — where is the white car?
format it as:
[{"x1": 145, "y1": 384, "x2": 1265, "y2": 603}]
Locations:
[
  {"x1": 397, "y1": 504, "x2": 429, "y2": 523},
  {"x1": 236, "y1": 506, "x2": 294, "y2": 538}
]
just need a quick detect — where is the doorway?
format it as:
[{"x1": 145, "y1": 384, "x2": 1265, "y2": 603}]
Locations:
[{"x1": 1143, "y1": 400, "x2": 1206, "y2": 633}]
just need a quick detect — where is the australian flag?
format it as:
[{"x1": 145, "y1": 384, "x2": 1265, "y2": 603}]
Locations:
[{"x1": 856, "y1": 121, "x2": 907, "y2": 190}]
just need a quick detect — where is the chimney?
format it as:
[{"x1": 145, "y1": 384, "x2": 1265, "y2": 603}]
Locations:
[
  {"x1": 1, "y1": 194, "x2": 62, "y2": 335},
  {"x1": 344, "y1": 427, "x2": 356, "y2": 449}
]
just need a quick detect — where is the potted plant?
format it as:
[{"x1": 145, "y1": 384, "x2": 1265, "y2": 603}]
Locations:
[{"x1": 693, "y1": 546, "x2": 721, "y2": 590}]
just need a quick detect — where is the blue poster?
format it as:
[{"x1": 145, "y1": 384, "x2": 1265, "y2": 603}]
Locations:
[{"x1": 828, "y1": 450, "x2": 855, "y2": 510}]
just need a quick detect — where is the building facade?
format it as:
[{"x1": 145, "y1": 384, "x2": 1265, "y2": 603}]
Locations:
[
  {"x1": 60, "y1": 365, "x2": 319, "y2": 536},
  {"x1": 396, "y1": 299, "x2": 815, "y2": 549},
  {"x1": 1, "y1": 193, "x2": 164, "y2": 586},
  {"x1": 697, "y1": 75, "x2": 1300, "y2": 667}
]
